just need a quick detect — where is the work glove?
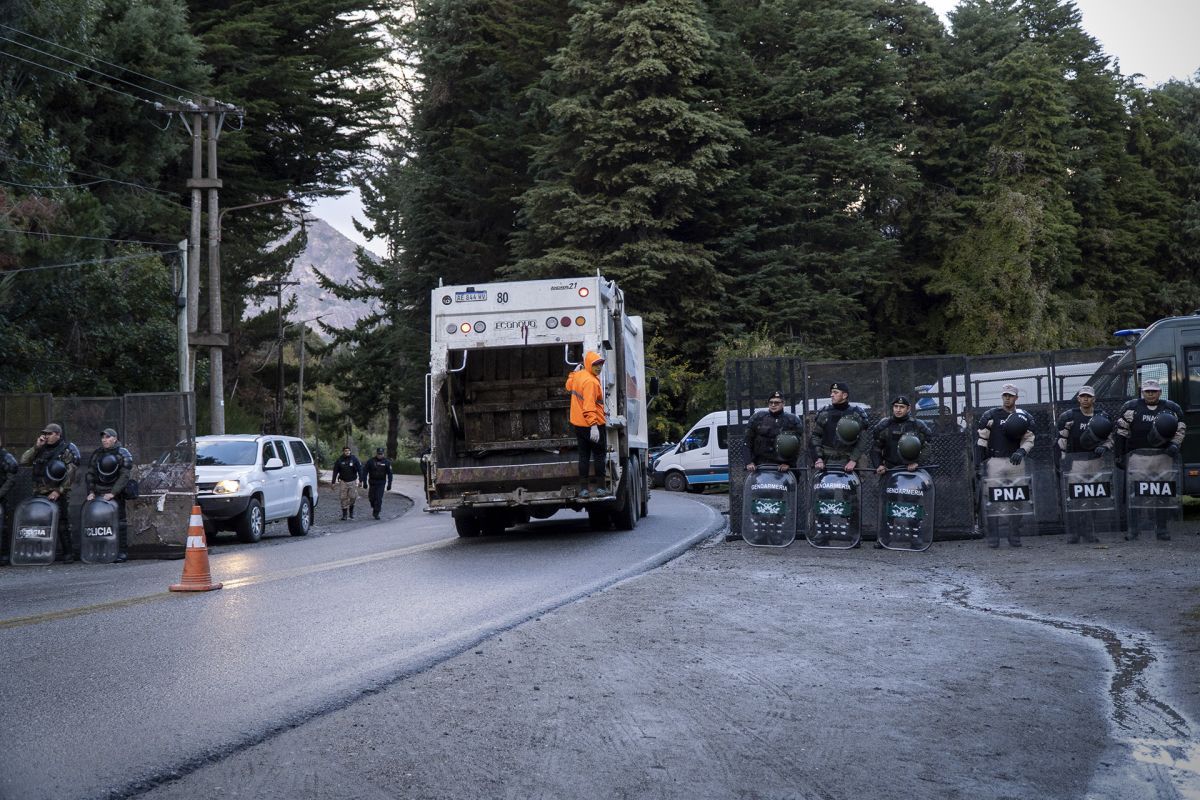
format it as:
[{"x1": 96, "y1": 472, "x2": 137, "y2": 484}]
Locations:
[
  {"x1": 589, "y1": 426, "x2": 600, "y2": 444},
  {"x1": 1009, "y1": 450, "x2": 1025, "y2": 466},
  {"x1": 1094, "y1": 447, "x2": 1107, "y2": 457},
  {"x1": 1165, "y1": 443, "x2": 1180, "y2": 457}
]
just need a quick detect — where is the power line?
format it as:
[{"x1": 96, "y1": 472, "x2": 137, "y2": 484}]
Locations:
[
  {"x1": 0, "y1": 34, "x2": 177, "y2": 103},
  {"x1": 0, "y1": 177, "x2": 107, "y2": 191},
  {"x1": 0, "y1": 48, "x2": 153, "y2": 106},
  {"x1": 0, "y1": 23, "x2": 212, "y2": 104},
  {"x1": 0, "y1": 151, "x2": 177, "y2": 197},
  {"x1": 0, "y1": 228, "x2": 177, "y2": 247},
  {"x1": 0, "y1": 252, "x2": 177, "y2": 276}
]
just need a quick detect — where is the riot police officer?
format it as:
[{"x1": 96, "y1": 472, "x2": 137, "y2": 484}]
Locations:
[
  {"x1": 331, "y1": 446, "x2": 365, "y2": 520},
  {"x1": 810, "y1": 382, "x2": 869, "y2": 473},
  {"x1": 364, "y1": 447, "x2": 393, "y2": 520},
  {"x1": 86, "y1": 428, "x2": 134, "y2": 562},
  {"x1": 870, "y1": 396, "x2": 932, "y2": 473},
  {"x1": 975, "y1": 385, "x2": 1035, "y2": 547},
  {"x1": 1115, "y1": 378, "x2": 1186, "y2": 540},
  {"x1": 0, "y1": 438, "x2": 19, "y2": 566},
  {"x1": 20, "y1": 423, "x2": 80, "y2": 562},
  {"x1": 1055, "y1": 386, "x2": 1113, "y2": 459},
  {"x1": 744, "y1": 391, "x2": 803, "y2": 472}
]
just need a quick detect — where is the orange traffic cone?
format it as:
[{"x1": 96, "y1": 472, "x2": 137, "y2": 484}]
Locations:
[{"x1": 169, "y1": 505, "x2": 223, "y2": 592}]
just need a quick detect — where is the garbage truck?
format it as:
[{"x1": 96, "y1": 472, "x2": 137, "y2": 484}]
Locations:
[{"x1": 425, "y1": 275, "x2": 652, "y2": 536}]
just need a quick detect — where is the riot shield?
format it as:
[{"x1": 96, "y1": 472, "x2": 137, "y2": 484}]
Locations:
[
  {"x1": 80, "y1": 499, "x2": 120, "y2": 564},
  {"x1": 808, "y1": 470, "x2": 861, "y2": 549},
  {"x1": 1060, "y1": 451, "x2": 1116, "y2": 543},
  {"x1": 878, "y1": 469, "x2": 935, "y2": 551},
  {"x1": 1125, "y1": 448, "x2": 1181, "y2": 540},
  {"x1": 980, "y1": 458, "x2": 1033, "y2": 546},
  {"x1": 11, "y1": 497, "x2": 58, "y2": 566},
  {"x1": 740, "y1": 469, "x2": 798, "y2": 547}
]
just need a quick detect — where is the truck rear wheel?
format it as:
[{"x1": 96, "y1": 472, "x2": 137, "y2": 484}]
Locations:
[
  {"x1": 611, "y1": 458, "x2": 639, "y2": 531},
  {"x1": 454, "y1": 516, "x2": 482, "y2": 538}
]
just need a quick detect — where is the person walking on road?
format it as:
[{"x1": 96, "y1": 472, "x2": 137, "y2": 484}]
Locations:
[
  {"x1": 0, "y1": 437, "x2": 19, "y2": 566},
  {"x1": 365, "y1": 447, "x2": 393, "y2": 520},
  {"x1": 744, "y1": 391, "x2": 803, "y2": 472},
  {"x1": 85, "y1": 428, "x2": 134, "y2": 562},
  {"x1": 568, "y1": 351, "x2": 608, "y2": 498},
  {"x1": 810, "y1": 382, "x2": 870, "y2": 473},
  {"x1": 20, "y1": 423, "x2": 81, "y2": 562},
  {"x1": 975, "y1": 384, "x2": 1035, "y2": 548},
  {"x1": 331, "y1": 446, "x2": 365, "y2": 520}
]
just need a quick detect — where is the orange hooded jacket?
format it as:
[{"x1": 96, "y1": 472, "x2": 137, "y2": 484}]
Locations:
[{"x1": 567, "y1": 351, "x2": 606, "y2": 427}]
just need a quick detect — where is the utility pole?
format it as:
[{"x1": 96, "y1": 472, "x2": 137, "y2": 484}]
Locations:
[
  {"x1": 255, "y1": 277, "x2": 300, "y2": 433},
  {"x1": 176, "y1": 240, "x2": 189, "y2": 394},
  {"x1": 156, "y1": 99, "x2": 243, "y2": 435}
]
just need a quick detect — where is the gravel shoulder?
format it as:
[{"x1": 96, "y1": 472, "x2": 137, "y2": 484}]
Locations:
[{"x1": 140, "y1": 489, "x2": 1200, "y2": 800}]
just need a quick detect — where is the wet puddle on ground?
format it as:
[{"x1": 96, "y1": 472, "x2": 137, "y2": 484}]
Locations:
[{"x1": 942, "y1": 583, "x2": 1200, "y2": 798}]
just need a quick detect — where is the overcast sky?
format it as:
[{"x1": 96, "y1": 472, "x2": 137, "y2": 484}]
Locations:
[{"x1": 313, "y1": 0, "x2": 1200, "y2": 256}]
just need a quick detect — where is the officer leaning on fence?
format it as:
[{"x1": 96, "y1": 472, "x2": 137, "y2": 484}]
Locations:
[
  {"x1": 1114, "y1": 378, "x2": 1186, "y2": 540},
  {"x1": 870, "y1": 396, "x2": 932, "y2": 474},
  {"x1": 331, "y1": 446, "x2": 366, "y2": 520},
  {"x1": 0, "y1": 437, "x2": 20, "y2": 565},
  {"x1": 810, "y1": 381, "x2": 869, "y2": 473},
  {"x1": 975, "y1": 384, "x2": 1035, "y2": 547},
  {"x1": 20, "y1": 423, "x2": 81, "y2": 562},
  {"x1": 744, "y1": 391, "x2": 804, "y2": 472},
  {"x1": 86, "y1": 428, "x2": 134, "y2": 562},
  {"x1": 365, "y1": 447, "x2": 393, "y2": 520}
]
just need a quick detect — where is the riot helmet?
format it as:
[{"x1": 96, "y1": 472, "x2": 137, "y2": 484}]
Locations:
[
  {"x1": 775, "y1": 433, "x2": 800, "y2": 461},
  {"x1": 835, "y1": 415, "x2": 862, "y2": 445},
  {"x1": 1000, "y1": 411, "x2": 1029, "y2": 441},
  {"x1": 897, "y1": 433, "x2": 923, "y2": 463},
  {"x1": 1079, "y1": 414, "x2": 1113, "y2": 450},
  {"x1": 98, "y1": 453, "x2": 120, "y2": 478},
  {"x1": 45, "y1": 459, "x2": 68, "y2": 482},
  {"x1": 1148, "y1": 412, "x2": 1179, "y2": 447}
]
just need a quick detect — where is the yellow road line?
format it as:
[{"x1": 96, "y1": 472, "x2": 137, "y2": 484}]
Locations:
[{"x1": 0, "y1": 538, "x2": 452, "y2": 631}]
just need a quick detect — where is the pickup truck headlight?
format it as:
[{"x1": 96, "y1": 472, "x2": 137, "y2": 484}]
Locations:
[{"x1": 214, "y1": 479, "x2": 241, "y2": 495}]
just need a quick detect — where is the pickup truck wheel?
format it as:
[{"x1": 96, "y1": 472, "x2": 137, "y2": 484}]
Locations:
[
  {"x1": 664, "y1": 471, "x2": 687, "y2": 493},
  {"x1": 236, "y1": 498, "x2": 265, "y2": 543},
  {"x1": 455, "y1": 516, "x2": 482, "y2": 538},
  {"x1": 288, "y1": 493, "x2": 313, "y2": 536}
]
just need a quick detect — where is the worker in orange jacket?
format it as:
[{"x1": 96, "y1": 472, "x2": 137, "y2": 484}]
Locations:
[{"x1": 566, "y1": 351, "x2": 608, "y2": 497}]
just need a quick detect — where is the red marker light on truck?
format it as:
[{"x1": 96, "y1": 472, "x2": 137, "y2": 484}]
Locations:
[
  {"x1": 560, "y1": 316, "x2": 571, "y2": 327},
  {"x1": 460, "y1": 322, "x2": 472, "y2": 333},
  {"x1": 578, "y1": 287, "x2": 589, "y2": 298}
]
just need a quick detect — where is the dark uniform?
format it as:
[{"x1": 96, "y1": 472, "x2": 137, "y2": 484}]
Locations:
[
  {"x1": 331, "y1": 451, "x2": 365, "y2": 519},
  {"x1": 21, "y1": 429, "x2": 81, "y2": 561},
  {"x1": 365, "y1": 449, "x2": 393, "y2": 520},
  {"x1": 809, "y1": 403, "x2": 870, "y2": 467},
  {"x1": 86, "y1": 430, "x2": 134, "y2": 561},
  {"x1": 1055, "y1": 408, "x2": 1114, "y2": 456},
  {"x1": 1115, "y1": 394, "x2": 1186, "y2": 540},
  {"x1": 870, "y1": 414, "x2": 933, "y2": 470},
  {"x1": 975, "y1": 404, "x2": 1035, "y2": 547},
  {"x1": 0, "y1": 446, "x2": 19, "y2": 565},
  {"x1": 1114, "y1": 397, "x2": 1186, "y2": 456},
  {"x1": 743, "y1": 404, "x2": 803, "y2": 469}
]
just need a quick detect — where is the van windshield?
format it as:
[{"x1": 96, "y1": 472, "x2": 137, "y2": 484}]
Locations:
[{"x1": 196, "y1": 441, "x2": 258, "y2": 466}]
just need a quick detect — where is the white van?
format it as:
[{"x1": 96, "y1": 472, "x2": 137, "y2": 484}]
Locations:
[{"x1": 651, "y1": 411, "x2": 733, "y2": 492}]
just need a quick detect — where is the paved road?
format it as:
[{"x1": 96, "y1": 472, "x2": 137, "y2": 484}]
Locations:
[{"x1": 0, "y1": 489, "x2": 720, "y2": 800}]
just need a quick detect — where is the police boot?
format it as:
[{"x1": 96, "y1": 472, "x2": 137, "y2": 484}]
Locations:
[
  {"x1": 349, "y1": 504, "x2": 355, "y2": 519},
  {"x1": 1007, "y1": 536, "x2": 1022, "y2": 547},
  {"x1": 341, "y1": 508, "x2": 348, "y2": 520},
  {"x1": 1156, "y1": 529, "x2": 1171, "y2": 541},
  {"x1": 1066, "y1": 534, "x2": 1080, "y2": 544}
]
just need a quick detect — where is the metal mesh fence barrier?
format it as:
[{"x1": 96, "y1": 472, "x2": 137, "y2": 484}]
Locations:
[
  {"x1": 727, "y1": 346, "x2": 1145, "y2": 540},
  {"x1": 1, "y1": 392, "x2": 194, "y2": 558}
]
